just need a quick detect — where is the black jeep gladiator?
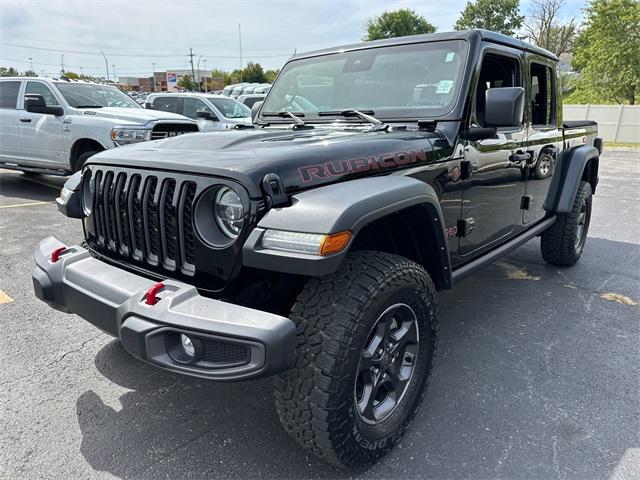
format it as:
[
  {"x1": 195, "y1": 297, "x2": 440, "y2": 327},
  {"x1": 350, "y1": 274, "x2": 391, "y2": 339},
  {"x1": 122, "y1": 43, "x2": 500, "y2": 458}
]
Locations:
[{"x1": 34, "y1": 30, "x2": 601, "y2": 468}]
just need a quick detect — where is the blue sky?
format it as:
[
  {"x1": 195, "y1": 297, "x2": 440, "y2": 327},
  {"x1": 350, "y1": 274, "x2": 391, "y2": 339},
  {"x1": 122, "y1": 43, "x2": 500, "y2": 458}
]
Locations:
[{"x1": 0, "y1": 0, "x2": 586, "y2": 78}]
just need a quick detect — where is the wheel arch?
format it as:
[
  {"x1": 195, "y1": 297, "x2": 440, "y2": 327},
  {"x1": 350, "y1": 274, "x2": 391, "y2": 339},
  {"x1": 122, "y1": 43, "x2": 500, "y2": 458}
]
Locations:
[
  {"x1": 545, "y1": 144, "x2": 599, "y2": 213},
  {"x1": 242, "y1": 176, "x2": 452, "y2": 289},
  {"x1": 69, "y1": 138, "x2": 105, "y2": 172}
]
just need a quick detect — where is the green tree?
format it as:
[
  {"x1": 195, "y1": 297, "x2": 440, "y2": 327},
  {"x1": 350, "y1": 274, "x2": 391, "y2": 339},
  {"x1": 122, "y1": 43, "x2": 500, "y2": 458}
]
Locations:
[
  {"x1": 242, "y1": 62, "x2": 266, "y2": 83},
  {"x1": 524, "y1": 0, "x2": 577, "y2": 56},
  {"x1": 0, "y1": 67, "x2": 19, "y2": 77},
  {"x1": 569, "y1": 0, "x2": 640, "y2": 105},
  {"x1": 23, "y1": 70, "x2": 37, "y2": 77},
  {"x1": 177, "y1": 74, "x2": 196, "y2": 91},
  {"x1": 454, "y1": 0, "x2": 524, "y2": 35},
  {"x1": 62, "y1": 71, "x2": 80, "y2": 79},
  {"x1": 264, "y1": 68, "x2": 279, "y2": 83},
  {"x1": 363, "y1": 9, "x2": 436, "y2": 41}
]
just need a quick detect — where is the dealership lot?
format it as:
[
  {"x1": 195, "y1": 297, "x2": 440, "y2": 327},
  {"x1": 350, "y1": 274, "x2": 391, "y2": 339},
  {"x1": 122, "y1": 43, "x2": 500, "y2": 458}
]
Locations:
[{"x1": 0, "y1": 149, "x2": 638, "y2": 479}]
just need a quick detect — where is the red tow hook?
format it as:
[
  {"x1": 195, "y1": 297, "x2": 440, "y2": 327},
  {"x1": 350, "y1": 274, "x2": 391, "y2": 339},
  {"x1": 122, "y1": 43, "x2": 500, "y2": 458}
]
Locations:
[
  {"x1": 145, "y1": 282, "x2": 165, "y2": 306},
  {"x1": 50, "y1": 246, "x2": 67, "y2": 263}
]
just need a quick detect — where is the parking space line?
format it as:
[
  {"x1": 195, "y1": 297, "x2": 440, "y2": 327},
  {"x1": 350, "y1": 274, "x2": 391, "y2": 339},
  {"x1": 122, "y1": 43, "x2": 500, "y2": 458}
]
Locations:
[
  {"x1": 0, "y1": 290, "x2": 14, "y2": 304},
  {"x1": 0, "y1": 201, "x2": 54, "y2": 209}
]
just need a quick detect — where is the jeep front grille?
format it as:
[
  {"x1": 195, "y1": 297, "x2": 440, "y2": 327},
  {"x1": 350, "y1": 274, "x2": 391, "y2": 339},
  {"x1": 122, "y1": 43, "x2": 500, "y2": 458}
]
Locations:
[
  {"x1": 88, "y1": 168, "x2": 198, "y2": 275},
  {"x1": 150, "y1": 123, "x2": 198, "y2": 140}
]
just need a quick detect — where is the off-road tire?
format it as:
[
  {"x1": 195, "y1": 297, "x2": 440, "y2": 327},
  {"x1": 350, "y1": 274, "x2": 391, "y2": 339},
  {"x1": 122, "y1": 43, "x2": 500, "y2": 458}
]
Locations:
[
  {"x1": 541, "y1": 180, "x2": 592, "y2": 266},
  {"x1": 274, "y1": 251, "x2": 438, "y2": 469}
]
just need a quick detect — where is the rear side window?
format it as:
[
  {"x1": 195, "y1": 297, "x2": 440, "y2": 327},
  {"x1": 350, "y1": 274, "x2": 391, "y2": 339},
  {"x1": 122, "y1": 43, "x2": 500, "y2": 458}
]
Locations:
[
  {"x1": 530, "y1": 63, "x2": 556, "y2": 126},
  {"x1": 151, "y1": 96, "x2": 179, "y2": 113},
  {"x1": 0, "y1": 81, "x2": 21, "y2": 109}
]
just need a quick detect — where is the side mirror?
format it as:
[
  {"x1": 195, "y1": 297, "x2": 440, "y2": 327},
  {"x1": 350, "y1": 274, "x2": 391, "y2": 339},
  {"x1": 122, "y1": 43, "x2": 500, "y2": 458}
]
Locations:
[
  {"x1": 24, "y1": 94, "x2": 64, "y2": 116},
  {"x1": 251, "y1": 101, "x2": 263, "y2": 123},
  {"x1": 484, "y1": 87, "x2": 524, "y2": 128},
  {"x1": 197, "y1": 111, "x2": 218, "y2": 121}
]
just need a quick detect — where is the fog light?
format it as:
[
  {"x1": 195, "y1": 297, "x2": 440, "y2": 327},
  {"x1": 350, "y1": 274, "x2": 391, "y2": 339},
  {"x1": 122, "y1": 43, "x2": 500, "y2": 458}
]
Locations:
[{"x1": 180, "y1": 334, "x2": 195, "y2": 357}]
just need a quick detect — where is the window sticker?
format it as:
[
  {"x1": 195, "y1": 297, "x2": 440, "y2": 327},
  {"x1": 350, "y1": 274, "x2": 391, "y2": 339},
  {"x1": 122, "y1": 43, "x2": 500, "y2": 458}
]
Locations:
[
  {"x1": 445, "y1": 52, "x2": 456, "y2": 62},
  {"x1": 436, "y1": 80, "x2": 454, "y2": 94}
]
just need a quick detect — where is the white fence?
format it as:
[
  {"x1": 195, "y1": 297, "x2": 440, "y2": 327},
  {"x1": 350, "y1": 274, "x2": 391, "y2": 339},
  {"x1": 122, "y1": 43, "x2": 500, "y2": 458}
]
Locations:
[{"x1": 563, "y1": 104, "x2": 640, "y2": 144}]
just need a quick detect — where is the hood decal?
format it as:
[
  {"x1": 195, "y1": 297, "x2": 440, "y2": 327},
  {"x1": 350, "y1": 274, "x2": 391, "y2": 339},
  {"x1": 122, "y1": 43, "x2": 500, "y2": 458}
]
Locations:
[{"x1": 299, "y1": 149, "x2": 428, "y2": 183}]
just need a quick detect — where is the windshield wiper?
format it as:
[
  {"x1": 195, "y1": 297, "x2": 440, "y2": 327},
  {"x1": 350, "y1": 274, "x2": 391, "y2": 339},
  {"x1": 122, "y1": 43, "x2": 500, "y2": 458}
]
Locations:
[
  {"x1": 318, "y1": 109, "x2": 388, "y2": 131},
  {"x1": 261, "y1": 111, "x2": 309, "y2": 128},
  {"x1": 75, "y1": 105, "x2": 103, "y2": 108}
]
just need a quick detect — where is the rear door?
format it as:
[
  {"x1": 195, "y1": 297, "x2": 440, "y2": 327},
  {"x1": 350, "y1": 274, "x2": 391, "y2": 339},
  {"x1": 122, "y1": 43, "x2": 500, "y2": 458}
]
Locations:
[
  {"x1": 459, "y1": 49, "x2": 528, "y2": 257},
  {"x1": 181, "y1": 97, "x2": 221, "y2": 131},
  {"x1": 523, "y1": 57, "x2": 563, "y2": 224},
  {"x1": 18, "y1": 80, "x2": 66, "y2": 166},
  {"x1": 0, "y1": 80, "x2": 24, "y2": 162}
]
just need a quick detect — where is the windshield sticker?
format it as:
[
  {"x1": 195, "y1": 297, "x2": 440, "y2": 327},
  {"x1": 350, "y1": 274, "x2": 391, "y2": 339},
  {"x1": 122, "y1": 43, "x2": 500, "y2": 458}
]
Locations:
[
  {"x1": 299, "y1": 150, "x2": 428, "y2": 183},
  {"x1": 435, "y1": 80, "x2": 453, "y2": 94},
  {"x1": 445, "y1": 52, "x2": 456, "y2": 62}
]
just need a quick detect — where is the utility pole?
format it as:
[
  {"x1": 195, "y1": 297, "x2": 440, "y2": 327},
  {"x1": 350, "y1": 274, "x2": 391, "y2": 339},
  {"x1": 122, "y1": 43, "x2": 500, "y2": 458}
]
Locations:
[
  {"x1": 80, "y1": 66, "x2": 83, "y2": 77},
  {"x1": 151, "y1": 62, "x2": 156, "y2": 92},
  {"x1": 238, "y1": 24, "x2": 243, "y2": 83},
  {"x1": 188, "y1": 48, "x2": 196, "y2": 91},
  {"x1": 28, "y1": 57, "x2": 33, "y2": 72},
  {"x1": 203, "y1": 59, "x2": 207, "y2": 92},
  {"x1": 60, "y1": 54, "x2": 64, "y2": 75},
  {"x1": 112, "y1": 64, "x2": 116, "y2": 82},
  {"x1": 100, "y1": 51, "x2": 109, "y2": 81}
]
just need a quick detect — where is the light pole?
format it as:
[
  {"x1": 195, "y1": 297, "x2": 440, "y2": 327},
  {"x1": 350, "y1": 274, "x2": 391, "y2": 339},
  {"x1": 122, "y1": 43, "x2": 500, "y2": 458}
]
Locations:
[
  {"x1": 238, "y1": 23, "x2": 243, "y2": 83},
  {"x1": 28, "y1": 57, "x2": 33, "y2": 72},
  {"x1": 112, "y1": 64, "x2": 116, "y2": 83},
  {"x1": 100, "y1": 51, "x2": 109, "y2": 81},
  {"x1": 151, "y1": 62, "x2": 156, "y2": 92},
  {"x1": 197, "y1": 56, "x2": 202, "y2": 92}
]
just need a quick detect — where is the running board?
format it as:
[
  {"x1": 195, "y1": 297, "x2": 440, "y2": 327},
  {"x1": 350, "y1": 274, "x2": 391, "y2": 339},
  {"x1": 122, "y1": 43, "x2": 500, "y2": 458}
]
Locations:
[
  {"x1": 451, "y1": 216, "x2": 557, "y2": 285},
  {"x1": 0, "y1": 162, "x2": 69, "y2": 176}
]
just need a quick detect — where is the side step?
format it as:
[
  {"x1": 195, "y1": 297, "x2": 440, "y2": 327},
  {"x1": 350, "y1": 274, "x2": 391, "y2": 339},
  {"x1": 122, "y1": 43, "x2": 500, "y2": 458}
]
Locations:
[
  {"x1": 0, "y1": 162, "x2": 69, "y2": 176},
  {"x1": 451, "y1": 216, "x2": 556, "y2": 285}
]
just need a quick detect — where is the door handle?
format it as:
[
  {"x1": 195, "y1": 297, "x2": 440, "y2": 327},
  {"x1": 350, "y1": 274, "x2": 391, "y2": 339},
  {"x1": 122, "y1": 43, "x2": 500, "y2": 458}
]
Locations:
[
  {"x1": 19, "y1": 118, "x2": 32, "y2": 123},
  {"x1": 509, "y1": 151, "x2": 531, "y2": 164}
]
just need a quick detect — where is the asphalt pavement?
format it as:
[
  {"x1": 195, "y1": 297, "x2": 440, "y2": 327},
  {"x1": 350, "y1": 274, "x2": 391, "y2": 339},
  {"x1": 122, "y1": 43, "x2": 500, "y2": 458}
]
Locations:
[{"x1": 0, "y1": 149, "x2": 638, "y2": 479}]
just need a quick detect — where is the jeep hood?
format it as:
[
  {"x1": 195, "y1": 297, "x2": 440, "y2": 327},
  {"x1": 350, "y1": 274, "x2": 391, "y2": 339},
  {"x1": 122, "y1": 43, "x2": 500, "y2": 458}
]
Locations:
[
  {"x1": 80, "y1": 107, "x2": 195, "y2": 126},
  {"x1": 87, "y1": 127, "x2": 450, "y2": 198}
]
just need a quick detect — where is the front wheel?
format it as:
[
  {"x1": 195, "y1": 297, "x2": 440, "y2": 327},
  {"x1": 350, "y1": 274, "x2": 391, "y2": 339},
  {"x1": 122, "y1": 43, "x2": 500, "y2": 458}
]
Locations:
[{"x1": 274, "y1": 251, "x2": 438, "y2": 468}]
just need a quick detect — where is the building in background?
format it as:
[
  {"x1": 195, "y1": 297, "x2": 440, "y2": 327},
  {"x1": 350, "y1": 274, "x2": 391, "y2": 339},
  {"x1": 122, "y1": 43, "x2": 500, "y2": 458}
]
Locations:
[{"x1": 117, "y1": 69, "x2": 211, "y2": 92}]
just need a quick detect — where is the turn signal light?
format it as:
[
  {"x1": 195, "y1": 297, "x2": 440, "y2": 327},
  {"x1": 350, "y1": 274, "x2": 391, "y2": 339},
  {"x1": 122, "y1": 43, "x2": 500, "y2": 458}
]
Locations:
[{"x1": 320, "y1": 231, "x2": 352, "y2": 256}]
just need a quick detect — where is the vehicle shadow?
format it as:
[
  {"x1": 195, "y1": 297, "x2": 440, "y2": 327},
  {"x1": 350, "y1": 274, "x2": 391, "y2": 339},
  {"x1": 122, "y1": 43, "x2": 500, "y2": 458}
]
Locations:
[
  {"x1": 0, "y1": 171, "x2": 65, "y2": 203},
  {"x1": 76, "y1": 237, "x2": 639, "y2": 479}
]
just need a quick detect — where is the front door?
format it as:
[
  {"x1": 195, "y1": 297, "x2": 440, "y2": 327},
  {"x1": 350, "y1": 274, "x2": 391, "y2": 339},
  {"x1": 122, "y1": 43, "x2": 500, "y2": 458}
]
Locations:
[
  {"x1": 18, "y1": 81, "x2": 66, "y2": 166},
  {"x1": 459, "y1": 51, "x2": 528, "y2": 256}
]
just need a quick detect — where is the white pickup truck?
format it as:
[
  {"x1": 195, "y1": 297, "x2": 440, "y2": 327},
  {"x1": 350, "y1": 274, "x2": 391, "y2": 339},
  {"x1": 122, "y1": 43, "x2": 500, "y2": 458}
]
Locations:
[{"x1": 0, "y1": 77, "x2": 198, "y2": 175}]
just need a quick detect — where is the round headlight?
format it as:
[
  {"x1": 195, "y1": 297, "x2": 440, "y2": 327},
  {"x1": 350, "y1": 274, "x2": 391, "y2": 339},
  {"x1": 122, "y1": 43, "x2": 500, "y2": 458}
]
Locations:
[
  {"x1": 214, "y1": 187, "x2": 244, "y2": 238},
  {"x1": 82, "y1": 171, "x2": 94, "y2": 216}
]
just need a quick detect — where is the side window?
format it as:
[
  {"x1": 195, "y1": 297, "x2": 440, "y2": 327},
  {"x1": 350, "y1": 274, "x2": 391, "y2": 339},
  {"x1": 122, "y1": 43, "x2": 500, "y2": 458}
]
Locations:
[
  {"x1": 530, "y1": 63, "x2": 556, "y2": 126},
  {"x1": 183, "y1": 98, "x2": 215, "y2": 119},
  {"x1": 0, "y1": 81, "x2": 21, "y2": 109},
  {"x1": 475, "y1": 54, "x2": 521, "y2": 127},
  {"x1": 151, "y1": 96, "x2": 179, "y2": 113},
  {"x1": 25, "y1": 82, "x2": 59, "y2": 106}
]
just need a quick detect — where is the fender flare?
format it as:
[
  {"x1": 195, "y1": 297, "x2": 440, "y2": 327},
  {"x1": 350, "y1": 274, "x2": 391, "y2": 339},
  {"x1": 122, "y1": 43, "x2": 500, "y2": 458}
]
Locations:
[
  {"x1": 545, "y1": 145, "x2": 599, "y2": 213},
  {"x1": 242, "y1": 176, "x2": 451, "y2": 284}
]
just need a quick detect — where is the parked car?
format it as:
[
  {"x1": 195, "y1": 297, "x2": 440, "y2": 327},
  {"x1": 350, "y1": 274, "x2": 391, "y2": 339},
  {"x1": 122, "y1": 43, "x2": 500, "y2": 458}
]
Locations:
[
  {"x1": 39, "y1": 30, "x2": 601, "y2": 468},
  {"x1": 229, "y1": 83, "x2": 250, "y2": 98},
  {"x1": 253, "y1": 84, "x2": 271, "y2": 94},
  {"x1": 145, "y1": 92, "x2": 252, "y2": 131},
  {"x1": 237, "y1": 93, "x2": 266, "y2": 109},
  {"x1": 0, "y1": 77, "x2": 198, "y2": 175}
]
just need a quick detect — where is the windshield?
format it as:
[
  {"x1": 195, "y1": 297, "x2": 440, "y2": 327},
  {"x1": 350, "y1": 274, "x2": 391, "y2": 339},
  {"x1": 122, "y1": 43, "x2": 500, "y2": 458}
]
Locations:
[
  {"x1": 55, "y1": 83, "x2": 141, "y2": 108},
  {"x1": 208, "y1": 97, "x2": 251, "y2": 118},
  {"x1": 261, "y1": 40, "x2": 468, "y2": 121}
]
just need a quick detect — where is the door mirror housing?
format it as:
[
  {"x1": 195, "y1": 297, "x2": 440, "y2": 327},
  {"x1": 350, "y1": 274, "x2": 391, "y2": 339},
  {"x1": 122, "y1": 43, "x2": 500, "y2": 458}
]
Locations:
[
  {"x1": 24, "y1": 94, "x2": 64, "y2": 116},
  {"x1": 196, "y1": 110, "x2": 218, "y2": 121},
  {"x1": 484, "y1": 87, "x2": 524, "y2": 128},
  {"x1": 251, "y1": 101, "x2": 263, "y2": 123}
]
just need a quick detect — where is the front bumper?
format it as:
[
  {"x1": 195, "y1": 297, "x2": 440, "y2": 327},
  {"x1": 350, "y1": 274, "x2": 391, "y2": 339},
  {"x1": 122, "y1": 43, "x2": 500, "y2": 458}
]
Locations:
[{"x1": 32, "y1": 236, "x2": 296, "y2": 381}]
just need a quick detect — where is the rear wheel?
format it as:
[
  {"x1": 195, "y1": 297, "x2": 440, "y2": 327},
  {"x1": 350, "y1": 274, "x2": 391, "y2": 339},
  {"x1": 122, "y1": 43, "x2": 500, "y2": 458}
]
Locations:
[
  {"x1": 541, "y1": 180, "x2": 592, "y2": 266},
  {"x1": 274, "y1": 251, "x2": 438, "y2": 468}
]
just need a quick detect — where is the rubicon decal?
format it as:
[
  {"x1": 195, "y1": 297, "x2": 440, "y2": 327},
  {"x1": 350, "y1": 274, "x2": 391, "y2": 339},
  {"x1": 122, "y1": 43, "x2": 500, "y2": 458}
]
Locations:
[{"x1": 299, "y1": 150, "x2": 428, "y2": 183}]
